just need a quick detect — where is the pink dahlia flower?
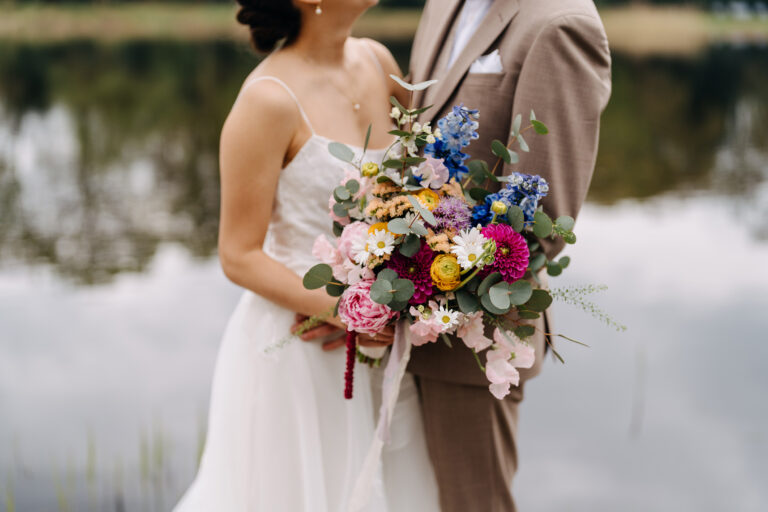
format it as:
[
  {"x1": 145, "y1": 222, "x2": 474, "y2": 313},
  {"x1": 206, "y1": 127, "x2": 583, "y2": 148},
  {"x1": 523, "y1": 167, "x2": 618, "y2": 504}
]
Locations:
[
  {"x1": 481, "y1": 223, "x2": 530, "y2": 283},
  {"x1": 387, "y1": 241, "x2": 436, "y2": 304},
  {"x1": 338, "y1": 279, "x2": 398, "y2": 335}
]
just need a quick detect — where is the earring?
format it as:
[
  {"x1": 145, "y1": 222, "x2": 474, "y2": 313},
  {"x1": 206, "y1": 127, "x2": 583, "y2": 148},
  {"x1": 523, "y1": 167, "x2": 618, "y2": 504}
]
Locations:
[{"x1": 315, "y1": 2, "x2": 322, "y2": 15}]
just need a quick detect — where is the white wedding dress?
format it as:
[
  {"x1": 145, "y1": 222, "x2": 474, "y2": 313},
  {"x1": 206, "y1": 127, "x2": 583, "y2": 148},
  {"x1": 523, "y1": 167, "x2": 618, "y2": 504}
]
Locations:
[{"x1": 174, "y1": 76, "x2": 439, "y2": 512}]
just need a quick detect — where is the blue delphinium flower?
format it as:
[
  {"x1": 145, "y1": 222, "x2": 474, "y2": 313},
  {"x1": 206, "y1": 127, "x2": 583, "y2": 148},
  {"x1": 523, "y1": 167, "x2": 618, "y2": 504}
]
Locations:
[
  {"x1": 471, "y1": 173, "x2": 550, "y2": 226},
  {"x1": 424, "y1": 105, "x2": 479, "y2": 181}
]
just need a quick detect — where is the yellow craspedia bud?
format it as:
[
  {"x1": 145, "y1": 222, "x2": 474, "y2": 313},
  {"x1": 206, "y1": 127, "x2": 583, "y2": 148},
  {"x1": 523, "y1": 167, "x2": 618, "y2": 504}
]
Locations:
[
  {"x1": 361, "y1": 162, "x2": 379, "y2": 177},
  {"x1": 368, "y1": 222, "x2": 389, "y2": 235},
  {"x1": 491, "y1": 200, "x2": 508, "y2": 215},
  {"x1": 415, "y1": 189, "x2": 440, "y2": 211},
  {"x1": 430, "y1": 254, "x2": 462, "y2": 291}
]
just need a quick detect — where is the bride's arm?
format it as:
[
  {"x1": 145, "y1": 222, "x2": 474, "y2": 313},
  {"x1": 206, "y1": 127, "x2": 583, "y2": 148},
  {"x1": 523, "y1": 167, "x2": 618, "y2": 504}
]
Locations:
[{"x1": 217, "y1": 81, "x2": 342, "y2": 326}]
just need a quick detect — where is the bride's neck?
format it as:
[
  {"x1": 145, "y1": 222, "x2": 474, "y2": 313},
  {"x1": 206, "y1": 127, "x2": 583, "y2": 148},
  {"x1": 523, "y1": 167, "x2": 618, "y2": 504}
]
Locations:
[{"x1": 288, "y1": 10, "x2": 363, "y2": 66}]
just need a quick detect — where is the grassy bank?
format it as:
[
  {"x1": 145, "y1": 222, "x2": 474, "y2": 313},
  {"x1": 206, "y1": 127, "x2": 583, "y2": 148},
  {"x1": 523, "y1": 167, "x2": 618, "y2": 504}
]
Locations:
[{"x1": 0, "y1": 4, "x2": 766, "y2": 54}]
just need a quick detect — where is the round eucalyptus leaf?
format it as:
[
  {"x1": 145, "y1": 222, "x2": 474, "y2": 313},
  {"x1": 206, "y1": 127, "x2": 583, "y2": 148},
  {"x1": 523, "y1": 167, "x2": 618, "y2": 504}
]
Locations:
[
  {"x1": 469, "y1": 187, "x2": 492, "y2": 202},
  {"x1": 555, "y1": 215, "x2": 575, "y2": 232},
  {"x1": 481, "y1": 293, "x2": 510, "y2": 315},
  {"x1": 377, "y1": 268, "x2": 398, "y2": 283},
  {"x1": 410, "y1": 221, "x2": 429, "y2": 237},
  {"x1": 332, "y1": 203, "x2": 348, "y2": 219},
  {"x1": 328, "y1": 142, "x2": 355, "y2": 163},
  {"x1": 546, "y1": 261, "x2": 563, "y2": 276},
  {"x1": 303, "y1": 264, "x2": 333, "y2": 290},
  {"x1": 387, "y1": 218, "x2": 411, "y2": 235},
  {"x1": 345, "y1": 179, "x2": 360, "y2": 195},
  {"x1": 533, "y1": 211, "x2": 553, "y2": 238},
  {"x1": 518, "y1": 310, "x2": 540, "y2": 320},
  {"x1": 332, "y1": 222, "x2": 344, "y2": 237},
  {"x1": 456, "y1": 289, "x2": 480, "y2": 314},
  {"x1": 478, "y1": 272, "x2": 503, "y2": 296},
  {"x1": 559, "y1": 256, "x2": 571, "y2": 268},
  {"x1": 388, "y1": 299, "x2": 409, "y2": 312},
  {"x1": 491, "y1": 139, "x2": 512, "y2": 164},
  {"x1": 326, "y1": 282, "x2": 345, "y2": 297},
  {"x1": 529, "y1": 253, "x2": 546, "y2": 272},
  {"x1": 507, "y1": 205, "x2": 524, "y2": 232},
  {"x1": 369, "y1": 279, "x2": 393, "y2": 305},
  {"x1": 392, "y1": 278, "x2": 415, "y2": 302},
  {"x1": 514, "y1": 325, "x2": 536, "y2": 339},
  {"x1": 525, "y1": 289, "x2": 553, "y2": 312},
  {"x1": 562, "y1": 231, "x2": 577, "y2": 244},
  {"x1": 507, "y1": 280, "x2": 533, "y2": 305},
  {"x1": 489, "y1": 282, "x2": 512, "y2": 310},
  {"x1": 333, "y1": 186, "x2": 351, "y2": 202},
  {"x1": 399, "y1": 234, "x2": 420, "y2": 257}
]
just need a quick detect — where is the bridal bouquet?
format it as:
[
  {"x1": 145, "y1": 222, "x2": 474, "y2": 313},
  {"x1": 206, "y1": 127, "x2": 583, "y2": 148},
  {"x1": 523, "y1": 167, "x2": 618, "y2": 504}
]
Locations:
[{"x1": 304, "y1": 77, "x2": 577, "y2": 400}]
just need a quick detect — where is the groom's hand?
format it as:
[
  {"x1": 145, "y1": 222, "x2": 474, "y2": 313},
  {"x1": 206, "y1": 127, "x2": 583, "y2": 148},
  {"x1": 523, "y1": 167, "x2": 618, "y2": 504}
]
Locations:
[{"x1": 292, "y1": 314, "x2": 346, "y2": 351}]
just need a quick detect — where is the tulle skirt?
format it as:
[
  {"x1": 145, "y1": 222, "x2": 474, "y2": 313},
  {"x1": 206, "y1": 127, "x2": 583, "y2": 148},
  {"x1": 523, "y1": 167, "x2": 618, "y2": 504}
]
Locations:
[{"x1": 173, "y1": 291, "x2": 439, "y2": 512}]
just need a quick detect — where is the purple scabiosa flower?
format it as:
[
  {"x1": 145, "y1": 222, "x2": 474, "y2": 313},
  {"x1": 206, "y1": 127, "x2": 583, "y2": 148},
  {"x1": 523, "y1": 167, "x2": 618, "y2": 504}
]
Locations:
[
  {"x1": 433, "y1": 196, "x2": 472, "y2": 232},
  {"x1": 480, "y1": 224, "x2": 529, "y2": 283},
  {"x1": 387, "y1": 242, "x2": 436, "y2": 304}
]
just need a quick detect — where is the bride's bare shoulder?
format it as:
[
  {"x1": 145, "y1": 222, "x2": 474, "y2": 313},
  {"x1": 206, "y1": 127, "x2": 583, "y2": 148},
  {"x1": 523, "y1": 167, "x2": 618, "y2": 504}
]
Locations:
[{"x1": 354, "y1": 37, "x2": 402, "y2": 77}]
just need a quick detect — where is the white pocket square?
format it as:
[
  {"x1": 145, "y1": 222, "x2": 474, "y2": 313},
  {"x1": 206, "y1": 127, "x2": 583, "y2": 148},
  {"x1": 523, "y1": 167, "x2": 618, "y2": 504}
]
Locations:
[{"x1": 469, "y1": 49, "x2": 503, "y2": 74}]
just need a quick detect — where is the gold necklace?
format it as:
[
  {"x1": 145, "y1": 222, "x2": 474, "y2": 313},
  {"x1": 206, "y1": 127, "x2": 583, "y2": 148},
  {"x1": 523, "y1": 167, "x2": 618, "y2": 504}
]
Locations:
[{"x1": 301, "y1": 55, "x2": 362, "y2": 113}]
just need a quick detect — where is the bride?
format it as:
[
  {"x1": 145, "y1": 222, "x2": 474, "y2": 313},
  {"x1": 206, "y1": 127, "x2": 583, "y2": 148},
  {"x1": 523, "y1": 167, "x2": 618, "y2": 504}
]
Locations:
[{"x1": 173, "y1": 0, "x2": 439, "y2": 510}]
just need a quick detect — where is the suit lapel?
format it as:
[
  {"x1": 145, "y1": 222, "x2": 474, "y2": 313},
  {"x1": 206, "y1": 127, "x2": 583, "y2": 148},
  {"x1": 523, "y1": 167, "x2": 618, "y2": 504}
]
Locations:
[
  {"x1": 423, "y1": 0, "x2": 520, "y2": 120},
  {"x1": 411, "y1": 0, "x2": 462, "y2": 108}
]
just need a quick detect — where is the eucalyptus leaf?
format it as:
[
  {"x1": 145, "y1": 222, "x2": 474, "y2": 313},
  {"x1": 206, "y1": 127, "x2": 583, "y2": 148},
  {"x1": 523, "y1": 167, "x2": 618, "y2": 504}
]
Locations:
[
  {"x1": 533, "y1": 211, "x2": 553, "y2": 238},
  {"x1": 562, "y1": 231, "x2": 577, "y2": 244},
  {"x1": 387, "y1": 218, "x2": 410, "y2": 235},
  {"x1": 410, "y1": 221, "x2": 428, "y2": 237},
  {"x1": 369, "y1": 279, "x2": 393, "y2": 305},
  {"x1": 491, "y1": 139, "x2": 512, "y2": 164},
  {"x1": 328, "y1": 142, "x2": 355, "y2": 163},
  {"x1": 512, "y1": 114, "x2": 522, "y2": 137},
  {"x1": 399, "y1": 233, "x2": 420, "y2": 257},
  {"x1": 546, "y1": 261, "x2": 563, "y2": 276},
  {"x1": 478, "y1": 272, "x2": 503, "y2": 296},
  {"x1": 333, "y1": 186, "x2": 351, "y2": 202},
  {"x1": 469, "y1": 188, "x2": 491, "y2": 201},
  {"x1": 506, "y1": 205, "x2": 524, "y2": 232},
  {"x1": 392, "y1": 279, "x2": 415, "y2": 302},
  {"x1": 508, "y1": 149, "x2": 519, "y2": 164},
  {"x1": 529, "y1": 253, "x2": 546, "y2": 271},
  {"x1": 332, "y1": 222, "x2": 344, "y2": 237},
  {"x1": 456, "y1": 289, "x2": 480, "y2": 314},
  {"x1": 514, "y1": 325, "x2": 536, "y2": 339},
  {"x1": 518, "y1": 310, "x2": 540, "y2": 320},
  {"x1": 481, "y1": 293, "x2": 510, "y2": 315},
  {"x1": 403, "y1": 156, "x2": 427, "y2": 165},
  {"x1": 489, "y1": 282, "x2": 512, "y2": 310},
  {"x1": 525, "y1": 289, "x2": 553, "y2": 312},
  {"x1": 345, "y1": 179, "x2": 360, "y2": 195},
  {"x1": 507, "y1": 280, "x2": 533, "y2": 305},
  {"x1": 559, "y1": 256, "x2": 571, "y2": 269},
  {"x1": 517, "y1": 134, "x2": 529, "y2": 152},
  {"x1": 388, "y1": 299, "x2": 409, "y2": 312},
  {"x1": 303, "y1": 264, "x2": 333, "y2": 290},
  {"x1": 420, "y1": 208, "x2": 437, "y2": 227},
  {"x1": 326, "y1": 282, "x2": 345, "y2": 297},
  {"x1": 332, "y1": 203, "x2": 348, "y2": 219},
  {"x1": 377, "y1": 268, "x2": 398, "y2": 283},
  {"x1": 555, "y1": 215, "x2": 575, "y2": 232},
  {"x1": 383, "y1": 159, "x2": 404, "y2": 169},
  {"x1": 531, "y1": 120, "x2": 549, "y2": 134}
]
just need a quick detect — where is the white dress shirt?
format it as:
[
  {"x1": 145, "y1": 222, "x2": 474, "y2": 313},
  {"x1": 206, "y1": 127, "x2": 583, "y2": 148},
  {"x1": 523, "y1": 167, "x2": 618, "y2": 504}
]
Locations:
[{"x1": 447, "y1": 0, "x2": 495, "y2": 69}]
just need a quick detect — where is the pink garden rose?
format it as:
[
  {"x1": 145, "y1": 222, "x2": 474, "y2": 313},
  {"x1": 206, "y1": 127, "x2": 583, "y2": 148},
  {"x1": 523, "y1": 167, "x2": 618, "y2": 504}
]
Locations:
[{"x1": 338, "y1": 279, "x2": 398, "y2": 335}]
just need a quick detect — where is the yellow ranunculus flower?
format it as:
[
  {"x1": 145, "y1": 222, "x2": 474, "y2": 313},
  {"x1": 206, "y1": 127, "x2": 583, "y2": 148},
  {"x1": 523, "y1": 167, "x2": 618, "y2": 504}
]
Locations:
[
  {"x1": 415, "y1": 189, "x2": 440, "y2": 211},
  {"x1": 430, "y1": 254, "x2": 462, "y2": 291},
  {"x1": 491, "y1": 200, "x2": 508, "y2": 215},
  {"x1": 361, "y1": 162, "x2": 379, "y2": 177},
  {"x1": 368, "y1": 222, "x2": 389, "y2": 235}
]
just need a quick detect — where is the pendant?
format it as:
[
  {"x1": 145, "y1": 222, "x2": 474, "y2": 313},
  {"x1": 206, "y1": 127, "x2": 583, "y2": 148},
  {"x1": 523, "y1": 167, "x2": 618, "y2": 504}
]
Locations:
[{"x1": 353, "y1": 103, "x2": 361, "y2": 112}]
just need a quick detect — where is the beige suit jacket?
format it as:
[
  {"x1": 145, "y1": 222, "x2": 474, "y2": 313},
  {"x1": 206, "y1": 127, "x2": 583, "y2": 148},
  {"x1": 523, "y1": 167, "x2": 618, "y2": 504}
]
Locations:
[{"x1": 407, "y1": 0, "x2": 612, "y2": 386}]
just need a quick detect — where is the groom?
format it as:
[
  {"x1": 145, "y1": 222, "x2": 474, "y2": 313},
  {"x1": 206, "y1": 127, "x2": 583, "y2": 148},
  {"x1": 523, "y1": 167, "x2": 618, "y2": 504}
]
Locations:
[{"x1": 407, "y1": 0, "x2": 611, "y2": 510}]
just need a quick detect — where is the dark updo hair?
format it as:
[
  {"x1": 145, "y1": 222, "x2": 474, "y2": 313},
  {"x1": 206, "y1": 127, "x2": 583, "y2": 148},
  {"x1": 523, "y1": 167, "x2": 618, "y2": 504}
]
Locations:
[{"x1": 236, "y1": 0, "x2": 302, "y2": 54}]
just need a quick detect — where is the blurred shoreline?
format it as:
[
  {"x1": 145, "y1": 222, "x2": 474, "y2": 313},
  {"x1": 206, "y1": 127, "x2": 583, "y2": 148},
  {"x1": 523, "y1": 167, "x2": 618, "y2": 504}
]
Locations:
[{"x1": 0, "y1": 4, "x2": 766, "y2": 55}]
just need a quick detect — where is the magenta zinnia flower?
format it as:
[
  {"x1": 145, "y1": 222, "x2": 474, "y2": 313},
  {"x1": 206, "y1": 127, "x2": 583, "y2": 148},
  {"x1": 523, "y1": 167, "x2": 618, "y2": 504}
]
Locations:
[
  {"x1": 387, "y1": 242, "x2": 436, "y2": 304},
  {"x1": 481, "y1": 224, "x2": 530, "y2": 283}
]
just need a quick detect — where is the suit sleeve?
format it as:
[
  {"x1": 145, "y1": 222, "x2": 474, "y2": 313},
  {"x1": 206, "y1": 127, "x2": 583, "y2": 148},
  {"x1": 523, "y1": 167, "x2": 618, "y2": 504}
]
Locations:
[{"x1": 505, "y1": 13, "x2": 612, "y2": 259}]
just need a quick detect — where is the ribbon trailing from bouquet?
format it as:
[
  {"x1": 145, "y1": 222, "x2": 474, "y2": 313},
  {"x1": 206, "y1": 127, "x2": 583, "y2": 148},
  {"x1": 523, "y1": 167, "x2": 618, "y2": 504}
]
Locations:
[{"x1": 348, "y1": 320, "x2": 413, "y2": 512}]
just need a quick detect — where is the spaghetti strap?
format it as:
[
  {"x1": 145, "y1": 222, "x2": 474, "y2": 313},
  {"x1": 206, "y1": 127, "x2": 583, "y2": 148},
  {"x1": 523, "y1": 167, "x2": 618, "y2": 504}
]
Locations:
[
  {"x1": 361, "y1": 41, "x2": 387, "y2": 80},
  {"x1": 239, "y1": 76, "x2": 316, "y2": 134}
]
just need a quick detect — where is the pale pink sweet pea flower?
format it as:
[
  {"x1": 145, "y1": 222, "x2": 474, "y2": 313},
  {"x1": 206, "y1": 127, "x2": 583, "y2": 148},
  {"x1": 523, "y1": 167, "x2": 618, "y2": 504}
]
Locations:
[
  {"x1": 456, "y1": 311, "x2": 492, "y2": 352},
  {"x1": 408, "y1": 303, "x2": 445, "y2": 346},
  {"x1": 337, "y1": 222, "x2": 369, "y2": 261},
  {"x1": 413, "y1": 157, "x2": 449, "y2": 190},
  {"x1": 484, "y1": 328, "x2": 536, "y2": 399}
]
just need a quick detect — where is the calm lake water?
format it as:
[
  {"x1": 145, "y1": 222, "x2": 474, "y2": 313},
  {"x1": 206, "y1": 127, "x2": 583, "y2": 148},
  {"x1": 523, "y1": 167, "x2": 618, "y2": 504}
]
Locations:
[{"x1": 1, "y1": 39, "x2": 767, "y2": 511}]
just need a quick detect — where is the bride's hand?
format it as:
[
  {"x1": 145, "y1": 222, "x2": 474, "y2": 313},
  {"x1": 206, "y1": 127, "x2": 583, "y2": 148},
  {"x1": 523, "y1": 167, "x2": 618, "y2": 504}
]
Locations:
[
  {"x1": 291, "y1": 314, "x2": 395, "y2": 350},
  {"x1": 358, "y1": 325, "x2": 395, "y2": 348}
]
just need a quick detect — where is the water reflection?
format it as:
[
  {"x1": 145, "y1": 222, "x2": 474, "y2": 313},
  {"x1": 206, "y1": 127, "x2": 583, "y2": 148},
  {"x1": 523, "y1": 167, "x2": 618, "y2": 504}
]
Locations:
[
  {"x1": 1, "y1": 40, "x2": 767, "y2": 511},
  {"x1": 1, "y1": 43, "x2": 767, "y2": 284}
]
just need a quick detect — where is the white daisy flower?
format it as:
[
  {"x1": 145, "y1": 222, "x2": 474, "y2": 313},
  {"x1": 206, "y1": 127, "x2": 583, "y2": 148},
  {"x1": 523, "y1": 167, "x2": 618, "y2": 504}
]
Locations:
[
  {"x1": 366, "y1": 229, "x2": 396, "y2": 257},
  {"x1": 352, "y1": 236, "x2": 371, "y2": 266},
  {"x1": 451, "y1": 227, "x2": 489, "y2": 270},
  {"x1": 434, "y1": 303, "x2": 460, "y2": 332}
]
